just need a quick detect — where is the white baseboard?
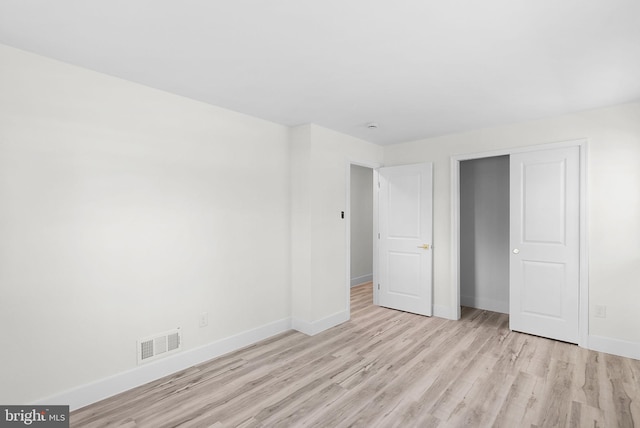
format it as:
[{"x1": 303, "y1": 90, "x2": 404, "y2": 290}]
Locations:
[
  {"x1": 33, "y1": 317, "x2": 292, "y2": 411},
  {"x1": 460, "y1": 295, "x2": 509, "y2": 314},
  {"x1": 292, "y1": 310, "x2": 349, "y2": 336},
  {"x1": 587, "y1": 335, "x2": 640, "y2": 360},
  {"x1": 350, "y1": 274, "x2": 373, "y2": 287}
]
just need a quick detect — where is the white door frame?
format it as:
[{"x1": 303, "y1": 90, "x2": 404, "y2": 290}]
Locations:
[
  {"x1": 345, "y1": 159, "x2": 382, "y2": 320},
  {"x1": 450, "y1": 139, "x2": 589, "y2": 347}
]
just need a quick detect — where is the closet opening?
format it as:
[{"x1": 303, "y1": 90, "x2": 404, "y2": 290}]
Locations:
[{"x1": 459, "y1": 155, "x2": 510, "y2": 314}]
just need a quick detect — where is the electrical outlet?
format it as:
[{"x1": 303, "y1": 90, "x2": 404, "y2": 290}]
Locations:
[
  {"x1": 594, "y1": 305, "x2": 607, "y2": 318},
  {"x1": 198, "y1": 312, "x2": 209, "y2": 328}
]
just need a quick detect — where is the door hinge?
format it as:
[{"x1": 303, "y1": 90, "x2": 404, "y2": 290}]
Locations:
[
  {"x1": 377, "y1": 283, "x2": 380, "y2": 290},
  {"x1": 377, "y1": 181, "x2": 380, "y2": 188},
  {"x1": 378, "y1": 233, "x2": 380, "y2": 239}
]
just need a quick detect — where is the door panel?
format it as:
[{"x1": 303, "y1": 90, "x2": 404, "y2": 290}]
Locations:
[
  {"x1": 388, "y1": 174, "x2": 422, "y2": 238},
  {"x1": 522, "y1": 261, "x2": 564, "y2": 317},
  {"x1": 388, "y1": 251, "x2": 421, "y2": 296},
  {"x1": 522, "y1": 159, "x2": 567, "y2": 244},
  {"x1": 378, "y1": 163, "x2": 433, "y2": 316},
  {"x1": 510, "y1": 146, "x2": 579, "y2": 343}
]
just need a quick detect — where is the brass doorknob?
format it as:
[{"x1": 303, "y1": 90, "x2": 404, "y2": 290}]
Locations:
[{"x1": 417, "y1": 244, "x2": 430, "y2": 250}]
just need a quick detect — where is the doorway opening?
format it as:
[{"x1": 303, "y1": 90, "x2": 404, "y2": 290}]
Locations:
[
  {"x1": 346, "y1": 160, "x2": 434, "y2": 319},
  {"x1": 349, "y1": 164, "x2": 375, "y2": 310},
  {"x1": 459, "y1": 155, "x2": 510, "y2": 314},
  {"x1": 350, "y1": 164, "x2": 374, "y2": 289}
]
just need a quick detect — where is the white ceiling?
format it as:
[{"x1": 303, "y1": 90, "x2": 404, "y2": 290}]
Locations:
[{"x1": 1, "y1": 0, "x2": 640, "y2": 145}]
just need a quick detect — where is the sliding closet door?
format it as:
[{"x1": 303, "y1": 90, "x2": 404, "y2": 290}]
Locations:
[{"x1": 510, "y1": 146, "x2": 580, "y2": 343}]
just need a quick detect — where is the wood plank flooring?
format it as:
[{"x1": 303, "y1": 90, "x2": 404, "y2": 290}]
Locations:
[{"x1": 72, "y1": 283, "x2": 640, "y2": 427}]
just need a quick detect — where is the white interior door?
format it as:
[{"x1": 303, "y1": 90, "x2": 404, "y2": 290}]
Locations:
[
  {"x1": 378, "y1": 163, "x2": 433, "y2": 316},
  {"x1": 510, "y1": 146, "x2": 580, "y2": 343}
]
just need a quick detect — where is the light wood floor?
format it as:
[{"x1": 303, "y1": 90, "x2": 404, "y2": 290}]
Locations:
[{"x1": 72, "y1": 283, "x2": 640, "y2": 427}]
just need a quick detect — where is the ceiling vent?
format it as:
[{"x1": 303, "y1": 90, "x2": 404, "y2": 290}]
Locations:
[{"x1": 137, "y1": 328, "x2": 182, "y2": 365}]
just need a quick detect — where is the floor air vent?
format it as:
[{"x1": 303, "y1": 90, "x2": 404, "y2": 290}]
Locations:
[{"x1": 137, "y1": 328, "x2": 181, "y2": 364}]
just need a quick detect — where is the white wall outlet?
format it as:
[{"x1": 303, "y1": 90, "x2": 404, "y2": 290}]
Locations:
[
  {"x1": 198, "y1": 312, "x2": 209, "y2": 328},
  {"x1": 594, "y1": 305, "x2": 607, "y2": 318}
]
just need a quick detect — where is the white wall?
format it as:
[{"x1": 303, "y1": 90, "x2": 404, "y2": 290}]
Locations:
[
  {"x1": 350, "y1": 165, "x2": 373, "y2": 286},
  {"x1": 290, "y1": 125, "x2": 313, "y2": 325},
  {"x1": 0, "y1": 44, "x2": 291, "y2": 404},
  {"x1": 291, "y1": 124, "x2": 382, "y2": 333},
  {"x1": 459, "y1": 156, "x2": 510, "y2": 313},
  {"x1": 383, "y1": 102, "x2": 640, "y2": 349}
]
